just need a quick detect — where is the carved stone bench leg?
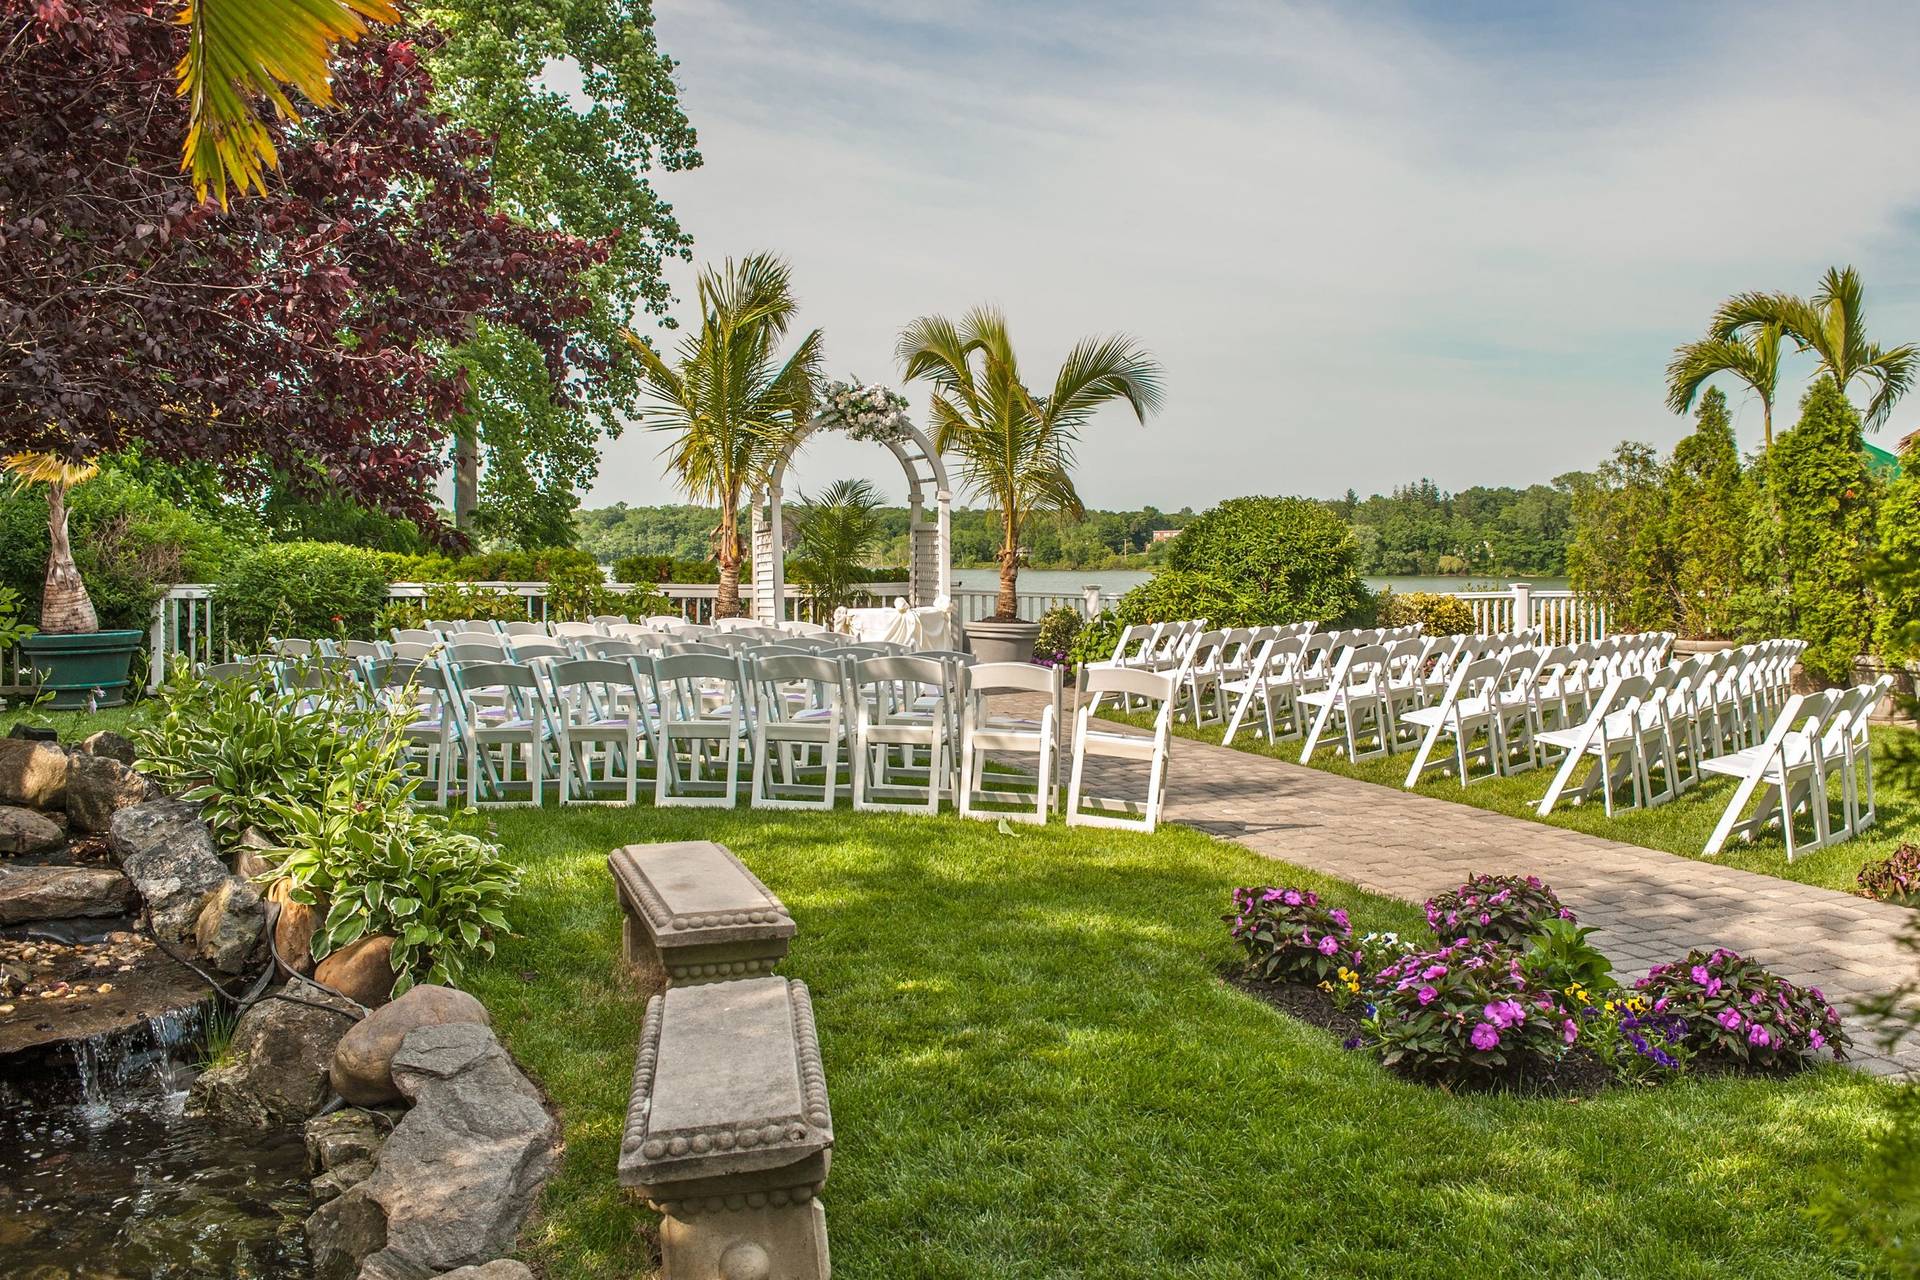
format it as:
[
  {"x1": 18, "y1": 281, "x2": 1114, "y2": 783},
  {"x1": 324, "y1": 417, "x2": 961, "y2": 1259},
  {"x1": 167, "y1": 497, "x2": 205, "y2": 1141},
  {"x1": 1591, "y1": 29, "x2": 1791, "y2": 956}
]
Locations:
[{"x1": 659, "y1": 1198, "x2": 829, "y2": 1280}]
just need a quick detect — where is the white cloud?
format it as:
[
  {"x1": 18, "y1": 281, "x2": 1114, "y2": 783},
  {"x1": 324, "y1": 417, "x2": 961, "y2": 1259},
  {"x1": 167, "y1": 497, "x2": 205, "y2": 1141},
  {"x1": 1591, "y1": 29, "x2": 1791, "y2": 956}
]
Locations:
[{"x1": 582, "y1": 0, "x2": 1920, "y2": 511}]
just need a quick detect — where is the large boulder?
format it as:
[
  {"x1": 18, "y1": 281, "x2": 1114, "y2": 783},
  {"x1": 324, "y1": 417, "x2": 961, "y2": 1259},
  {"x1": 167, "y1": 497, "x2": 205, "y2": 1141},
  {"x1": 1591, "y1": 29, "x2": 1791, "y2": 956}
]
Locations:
[
  {"x1": 0, "y1": 805, "x2": 64, "y2": 855},
  {"x1": 349, "y1": 1023, "x2": 559, "y2": 1279},
  {"x1": 314, "y1": 934, "x2": 398, "y2": 1007},
  {"x1": 330, "y1": 984, "x2": 490, "y2": 1107},
  {"x1": 66, "y1": 753, "x2": 155, "y2": 834},
  {"x1": 194, "y1": 876, "x2": 266, "y2": 975},
  {"x1": 434, "y1": 1265, "x2": 534, "y2": 1280},
  {"x1": 0, "y1": 738, "x2": 69, "y2": 809},
  {"x1": 269, "y1": 880, "x2": 324, "y2": 976},
  {"x1": 306, "y1": 1107, "x2": 396, "y2": 1172},
  {"x1": 79, "y1": 730, "x2": 137, "y2": 766},
  {"x1": 189, "y1": 978, "x2": 363, "y2": 1127},
  {"x1": 0, "y1": 864, "x2": 135, "y2": 925},
  {"x1": 110, "y1": 800, "x2": 228, "y2": 942}
]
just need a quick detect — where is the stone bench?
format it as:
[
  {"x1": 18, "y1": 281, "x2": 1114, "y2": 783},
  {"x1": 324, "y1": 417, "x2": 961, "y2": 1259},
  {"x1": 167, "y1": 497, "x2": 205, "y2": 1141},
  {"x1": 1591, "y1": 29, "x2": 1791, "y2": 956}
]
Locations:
[
  {"x1": 608, "y1": 841, "x2": 795, "y2": 987},
  {"x1": 621, "y1": 976, "x2": 833, "y2": 1280}
]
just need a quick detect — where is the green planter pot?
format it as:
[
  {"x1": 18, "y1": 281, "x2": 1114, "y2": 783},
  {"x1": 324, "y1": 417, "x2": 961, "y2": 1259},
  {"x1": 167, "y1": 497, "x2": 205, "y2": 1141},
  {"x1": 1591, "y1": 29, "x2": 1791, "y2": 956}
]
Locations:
[{"x1": 15, "y1": 630, "x2": 145, "y2": 709}]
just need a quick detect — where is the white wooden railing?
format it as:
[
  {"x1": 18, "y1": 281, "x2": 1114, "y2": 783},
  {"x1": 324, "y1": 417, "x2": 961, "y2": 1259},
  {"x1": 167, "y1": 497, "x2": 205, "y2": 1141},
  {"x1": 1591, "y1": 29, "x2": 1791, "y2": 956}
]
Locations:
[{"x1": 2, "y1": 578, "x2": 1605, "y2": 698}]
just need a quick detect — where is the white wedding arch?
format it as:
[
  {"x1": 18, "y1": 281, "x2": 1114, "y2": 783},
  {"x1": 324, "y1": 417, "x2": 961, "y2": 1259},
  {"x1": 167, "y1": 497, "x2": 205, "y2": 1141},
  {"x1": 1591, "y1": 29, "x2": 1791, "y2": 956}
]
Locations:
[{"x1": 748, "y1": 396, "x2": 952, "y2": 624}]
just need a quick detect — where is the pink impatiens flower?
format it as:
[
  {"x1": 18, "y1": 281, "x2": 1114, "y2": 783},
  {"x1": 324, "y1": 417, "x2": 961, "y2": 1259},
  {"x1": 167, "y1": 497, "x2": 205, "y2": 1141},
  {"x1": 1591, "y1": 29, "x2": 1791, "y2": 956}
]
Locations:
[
  {"x1": 1417, "y1": 985, "x2": 1438, "y2": 1006},
  {"x1": 1470, "y1": 1023, "x2": 1500, "y2": 1051},
  {"x1": 1318, "y1": 935, "x2": 1341, "y2": 956},
  {"x1": 1561, "y1": 1018, "x2": 1578, "y2": 1044}
]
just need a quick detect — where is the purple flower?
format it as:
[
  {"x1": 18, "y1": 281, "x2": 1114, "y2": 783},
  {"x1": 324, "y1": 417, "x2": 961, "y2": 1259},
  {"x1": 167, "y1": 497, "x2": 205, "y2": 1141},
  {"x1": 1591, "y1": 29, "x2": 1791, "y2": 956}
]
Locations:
[
  {"x1": 1422, "y1": 964, "x2": 1449, "y2": 981},
  {"x1": 1809, "y1": 1029, "x2": 1827, "y2": 1050},
  {"x1": 1282, "y1": 889, "x2": 1303, "y2": 907},
  {"x1": 1483, "y1": 999, "x2": 1526, "y2": 1030},
  {"x1": 1470, "y1": 1023, "x2": 1500, "y2": 1051},
  {"x1": 1561, "y1": 1018, "x2": 1578, "y2": 1045},
  {"x1": 1705, "y1": 978, "x2": 1722, "y2": 999},
  {"x1": 1691, "y1": 965, "x2": 1710, "y2": 985},
  {"x1": 1417, "y1": 985, "x2": 1438, "y2": 1006},
  {"x1": 1717, "y1": 1009, "x2": 1743, "y2": 1032},
  {"x1": 1318, "y1": 935, "x2": 1340, "y2": 956}
]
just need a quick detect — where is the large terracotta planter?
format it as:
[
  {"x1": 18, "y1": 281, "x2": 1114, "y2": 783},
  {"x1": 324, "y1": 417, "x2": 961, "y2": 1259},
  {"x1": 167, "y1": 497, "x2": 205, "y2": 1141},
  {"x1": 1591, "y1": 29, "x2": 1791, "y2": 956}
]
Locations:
[
  {"x1": 1854, "y1": 654, "x2": 1919, "y2": 725},
  {"x1": 965, "y1": 618, "x2": 1042, "y2": 664},
  {"x1": 1671, "y1": 637, "x2": 1735, "y2": 658},
  {"x1": 15, "y1": 630, "x2": 144, "y2": 709}
]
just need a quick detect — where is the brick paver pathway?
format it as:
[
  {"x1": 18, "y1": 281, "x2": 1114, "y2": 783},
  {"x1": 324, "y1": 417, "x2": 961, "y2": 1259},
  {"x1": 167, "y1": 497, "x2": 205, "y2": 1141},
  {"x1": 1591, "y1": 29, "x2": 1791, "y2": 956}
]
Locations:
[{"x1": 1035, "y1": 696, "x2": 1919, "y2": 1076}]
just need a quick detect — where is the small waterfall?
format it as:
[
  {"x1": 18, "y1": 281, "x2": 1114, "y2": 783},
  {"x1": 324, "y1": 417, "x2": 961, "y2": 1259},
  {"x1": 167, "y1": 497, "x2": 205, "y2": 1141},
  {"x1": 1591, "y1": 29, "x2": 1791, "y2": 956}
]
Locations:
[{"x1": 66, "y1": 998, "x2": 214, "y2": 1122}]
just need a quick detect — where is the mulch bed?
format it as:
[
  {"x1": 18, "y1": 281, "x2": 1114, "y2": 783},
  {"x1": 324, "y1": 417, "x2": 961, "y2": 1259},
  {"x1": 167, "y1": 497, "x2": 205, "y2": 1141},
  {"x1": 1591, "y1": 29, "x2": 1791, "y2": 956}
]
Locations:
[{"x1": 1224, "y1": 967, "x2": 1615, "y2": 1099}]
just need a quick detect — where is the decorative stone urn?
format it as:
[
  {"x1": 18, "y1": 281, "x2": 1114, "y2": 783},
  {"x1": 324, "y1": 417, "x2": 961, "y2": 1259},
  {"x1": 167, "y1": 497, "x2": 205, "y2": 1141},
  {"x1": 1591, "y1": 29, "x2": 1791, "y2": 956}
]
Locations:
[
  {"x1": 1854, "y1": 654, "x2": 1919, "y2": 725},
  {"x1": 965, "y1": 618, "x2": 1041, "y2": 664}
]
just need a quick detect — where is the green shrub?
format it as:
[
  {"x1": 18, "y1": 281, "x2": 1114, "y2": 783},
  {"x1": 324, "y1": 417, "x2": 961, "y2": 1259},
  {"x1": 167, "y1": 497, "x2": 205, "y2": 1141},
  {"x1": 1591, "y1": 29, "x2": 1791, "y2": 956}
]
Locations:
[
  {"x1": 1068, "y1": 571, "x2": 1248, "y2": 666},
  {"x1": 213, "y1": 541, "x2": 390, "y2": 650},
  {"x1": 1376, "y1": 590, "x2": 1474, "y2": 635},
  {"x1": 1033, "y1": 606, "x2": 1082, "y2": 668},
  {"x1": 1665, "y1": 388, "x2": 1748, "y2": 639},
  {"x1": 1425, "y1": 873, "x2": 1575, "y2": 946},
  {"x1": 1369, "y1": 937, "x2": 1580, "y2": 1087},
  {"x1": 1167, "y1": 496, "x2": 1373, "y2": 625},
  {"x1": 545, "y1": 563, "x2": 666, "y2": 622},
  {"x1": 611, "y1": 554, "x2": 720, "y2": 584},
  {"x1": 1566, "y1": 442, "x2": 1676, "y2": 635},
  {"x1": 0, "y1": 586, "x2": 30, "y2": 653},
  {"x1": 377, "y1": 582, "x2": 528, "y2": 632},
  {"x1": 1225, "y1": 885, "x2": 1358, "y2": 986},
  {"x1": 380, "y1": 545, "x2": 597, "y2": 584},
  {"x1": 0, "y1": 468, "x2": 240, "y2": 632},
  {"x1": 1873, "y1": 437, "x2": 1920, "y2": 661}
]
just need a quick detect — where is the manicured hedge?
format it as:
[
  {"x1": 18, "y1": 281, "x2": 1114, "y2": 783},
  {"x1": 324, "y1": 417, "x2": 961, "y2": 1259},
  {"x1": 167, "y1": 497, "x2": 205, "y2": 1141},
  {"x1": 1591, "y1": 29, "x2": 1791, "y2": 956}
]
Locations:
[{"x1": 214, "y1": 541, "x2": 391, "y2": 650}]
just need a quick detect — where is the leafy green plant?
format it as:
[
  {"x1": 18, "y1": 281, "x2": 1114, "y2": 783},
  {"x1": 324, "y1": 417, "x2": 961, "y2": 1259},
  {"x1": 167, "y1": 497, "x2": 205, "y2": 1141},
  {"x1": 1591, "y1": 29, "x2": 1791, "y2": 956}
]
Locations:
[
  {"x1": 1424, "y1": 874, "x2": 1575, "y2": 946},
  {"x1": 544, "y1": 563, "x2": 665, "y2": 622},
  {"x1": 1033, "y1": 606, "x2": 1082, "y2": 669},
  {"x1": 610, "y1": 554, "x2": 719, "y2": 585},
  {"x1": 0, "y1": 586, "x2": 32, "y2": 653},
  {"x1": 1369, "y1": 938, "x2": 1580, "y2": 1087},
  {"x1": 1224, "y1": 885, "x2": 1359, "y2": 987},
  {"x1": 788, "y1": 478, "x2": 887, "y2": 620},
  {"x1": 1375, "y1": 590, "x2": 1474, "y2": 636},
  {"x1": 1519, "y1": 917, "x2": 1614, "y2": 993},
  {"x1": 1167, "y1": 496, "x2": 1374, "y2": 627},
  {"x1": 1855, "y1": 843, "x2": 1920, "y2": 905},
  {"x1": 214, "y1": 541, "x2": 390, "y2": 651},
  {"x1": 1635, "y1": 947, "x2": 1847, "y2": 1070}
]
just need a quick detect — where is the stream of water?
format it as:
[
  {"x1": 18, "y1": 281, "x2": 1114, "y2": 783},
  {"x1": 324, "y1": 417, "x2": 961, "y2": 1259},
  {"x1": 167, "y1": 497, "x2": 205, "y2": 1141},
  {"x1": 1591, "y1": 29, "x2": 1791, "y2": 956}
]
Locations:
[{"x1": 0, "y1": 1003, "x2": 313, "y2": 1279}]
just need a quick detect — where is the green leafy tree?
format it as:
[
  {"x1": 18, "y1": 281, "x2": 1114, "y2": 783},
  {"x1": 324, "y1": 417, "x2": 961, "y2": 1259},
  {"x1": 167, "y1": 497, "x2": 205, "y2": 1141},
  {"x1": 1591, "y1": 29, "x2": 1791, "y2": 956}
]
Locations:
[
  {"x1": 1714, "y1": 266, "x2": 1918, "y2": 432},
  {"x1": 1663, "y1": 388, "x2": 1748, "y2": 638},
  {"x1": 1666, "y1": 321, "x2": 1783, "y2": 447},
  {"x1": 419, "y1": 0, "x2": 701, "y2": 536},
  {"x1": 1566, "y1": 443, "x2": 1674, "y2": 634},
  {"x1": 1168, "y1": 496, "x2": 1374, "y2": 626},
  {"x1": 1873, "y1": 434, "x2": 1920, "y2": 661},
  {"x1": 788, "y1": 478, "x2": 887, "y2": 619},
  {"x1": 1756, "y1": 378, "x2": 1878, "y2": 680},
  {"x1": 896, "y1": 307, "x2": 1162, "y2": 619},
  {"x1": 628, "y1": 254, "x2": 821, "y2": 618}
]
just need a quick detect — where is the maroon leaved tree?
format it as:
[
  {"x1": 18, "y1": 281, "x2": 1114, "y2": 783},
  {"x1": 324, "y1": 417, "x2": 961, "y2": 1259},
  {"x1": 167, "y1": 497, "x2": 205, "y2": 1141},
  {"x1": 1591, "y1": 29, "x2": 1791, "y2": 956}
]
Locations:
[{"x1": 0, "y1": 0, "x2": 609, "y2": 628}]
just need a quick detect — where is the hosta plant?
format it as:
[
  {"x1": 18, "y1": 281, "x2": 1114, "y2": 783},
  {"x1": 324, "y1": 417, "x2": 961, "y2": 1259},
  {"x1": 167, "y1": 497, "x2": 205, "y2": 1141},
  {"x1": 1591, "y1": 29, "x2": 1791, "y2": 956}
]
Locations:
[
  {"x1": 1369, "y1": 938, "x2": 1580, "y2": 1086},
  {"x1": 1635, "y1": 948, "x2": 1848, "y2": 1070},
  {"x1": 1224, "y1": 886, "x2": 1360, "y2": 986},
  {"x1": 1519, "y1": 917, "x2": 1614, "y2": 994},
  {"x1": 1425, "y1": 873, "x2": 1575, "y2": 946},
  {"x1": 1856, "y1": 843, "x2": 1920, "y2": 905}
]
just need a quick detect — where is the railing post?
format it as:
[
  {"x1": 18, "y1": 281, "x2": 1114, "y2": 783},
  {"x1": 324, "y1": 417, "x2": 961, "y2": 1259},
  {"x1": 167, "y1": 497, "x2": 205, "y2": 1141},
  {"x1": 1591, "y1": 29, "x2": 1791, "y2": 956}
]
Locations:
[
  {"x1": 147, "y1": 593, "x2": 169, "y2": 693},
  {"x1": 1510, "y1": 582, "x2": 1532, "y2": 633},
  {"x1": 1082, "y1": 585, "x2": 1102, "y2": 619}
]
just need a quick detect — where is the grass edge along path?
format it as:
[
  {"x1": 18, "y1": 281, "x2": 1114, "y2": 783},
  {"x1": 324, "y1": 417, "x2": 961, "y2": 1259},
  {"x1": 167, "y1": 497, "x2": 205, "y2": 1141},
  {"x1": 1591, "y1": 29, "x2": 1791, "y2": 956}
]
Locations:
[{"x1": 467, "y1": 805, "x2": 1890, "y2": 1280}]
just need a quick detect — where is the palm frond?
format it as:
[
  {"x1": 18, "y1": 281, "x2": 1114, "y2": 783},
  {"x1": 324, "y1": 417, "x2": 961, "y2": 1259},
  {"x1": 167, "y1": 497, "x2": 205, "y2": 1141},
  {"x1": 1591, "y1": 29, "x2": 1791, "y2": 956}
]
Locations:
[
  {"x1": 178, "y1": 0, "x2": 401, "y2": 207},
  {"x1": 1664, "y1": 335, "x2": 1773, "y2": 415},
  {"x1": 3, "y1": 453, "x2": 100, "y2": 490}
]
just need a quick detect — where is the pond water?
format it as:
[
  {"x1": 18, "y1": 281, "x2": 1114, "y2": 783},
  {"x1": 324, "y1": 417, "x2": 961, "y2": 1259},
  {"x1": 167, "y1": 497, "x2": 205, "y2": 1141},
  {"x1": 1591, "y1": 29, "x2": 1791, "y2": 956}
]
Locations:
[
  {"x1": 950, "y1": 568, "x2": 1570, "y2": 596},
  {"x1": 0, "y1": 1004, "x2": 313, "y2": 1279}
]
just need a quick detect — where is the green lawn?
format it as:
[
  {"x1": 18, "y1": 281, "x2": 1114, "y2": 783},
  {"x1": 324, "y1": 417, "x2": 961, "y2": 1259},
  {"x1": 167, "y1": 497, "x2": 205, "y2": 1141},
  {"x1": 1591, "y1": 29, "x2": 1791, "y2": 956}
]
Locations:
[
  {"x1": 466, "y1": 803, "x2": 1890, "y2": 1280},
  {"x1": 1108, "y1": 706, "x2": 1920, "y2": 898},
  {"x1": 0, "y1": 700, "x2": 140, "y2": 741}
]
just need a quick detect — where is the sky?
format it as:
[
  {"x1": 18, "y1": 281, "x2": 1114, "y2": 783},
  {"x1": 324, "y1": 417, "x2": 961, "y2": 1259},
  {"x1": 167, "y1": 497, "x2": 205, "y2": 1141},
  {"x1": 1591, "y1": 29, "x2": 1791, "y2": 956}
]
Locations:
[{"x1": 576, "y1": 0, "x2": 1920, "y2": 513}]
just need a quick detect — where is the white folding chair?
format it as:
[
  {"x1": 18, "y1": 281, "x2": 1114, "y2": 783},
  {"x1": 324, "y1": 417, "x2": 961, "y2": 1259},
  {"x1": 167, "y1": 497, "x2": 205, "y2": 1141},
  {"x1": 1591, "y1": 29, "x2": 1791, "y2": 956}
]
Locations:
[
  {"x1": 1700, "y1": 690, "x2": 1844, "y2": 859},
  {"x1": 1400, "y1": 655, "x2": 1502, "y2": 788},
  {"x1": 749, "y1": 653, "x2": 848, "y2": 811},
  {"x1": 455, "y1": 661, "x2": 553, "y2": 808},
  {"x1": 957, "y1": 662, "x2": 1061, "y2": 825},
  {"x1": 850, "y1": 656, "x2": 952, "y2": 814},
  {"x1": 548, "y1": 658, "x2": 650, "y2": 806},
  {"x1": 1067, "y1": 667, "x2": 1175, "y2": 833},
  {"x1": 1299, "y1": 643, "x2": 1392, "y2": 763},
  {"x1": 653, "y1": 653, "x2": 751, "y2": 808}
]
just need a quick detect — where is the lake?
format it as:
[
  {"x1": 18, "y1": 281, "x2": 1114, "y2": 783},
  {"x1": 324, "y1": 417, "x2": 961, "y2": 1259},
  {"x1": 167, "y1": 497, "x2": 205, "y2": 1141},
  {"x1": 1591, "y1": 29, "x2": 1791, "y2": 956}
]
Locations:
[{"x1": 949, "y1": 568, "x2": 1569, "y2": 596}]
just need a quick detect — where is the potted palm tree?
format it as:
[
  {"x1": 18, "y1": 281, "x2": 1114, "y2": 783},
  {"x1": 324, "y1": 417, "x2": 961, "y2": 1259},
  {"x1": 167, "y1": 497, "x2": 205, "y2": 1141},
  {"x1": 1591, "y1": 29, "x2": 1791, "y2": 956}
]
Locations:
[
  {"x1": 625, "y1": 254, "x2": 821, "y2": 618},
  {"x1": 897, "y1": 307, "x2": 1161, "y2": 662},
  {"x1": 4, "y1": 454, "x2": 146, "y2": 707}
]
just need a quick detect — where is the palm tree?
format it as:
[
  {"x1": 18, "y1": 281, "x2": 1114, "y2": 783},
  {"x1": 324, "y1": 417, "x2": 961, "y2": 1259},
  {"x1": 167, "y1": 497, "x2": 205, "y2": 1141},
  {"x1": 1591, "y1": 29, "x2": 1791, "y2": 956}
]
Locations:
[
  {"x1": 1665, "y1": 322, "x2": 1784, "y2": 447},
  {"x1": 624, "y1": 255, "x2": 822, "y2": 618},
  {"x1": 789, "y1": 478, "x2": 887, "y2": 621},
  {"x1": 897, "y1": 308, "x2": 1163, "y2": 620},
  {"x1": 1711, "y1": 266, "x2": 1919, "y2": 432},
  {"x1": 3, "y1": 454, "x2": 101, "y2": 633},
  {"x1": 177, "y1": 0, "x2": 400, "y2": 206}
]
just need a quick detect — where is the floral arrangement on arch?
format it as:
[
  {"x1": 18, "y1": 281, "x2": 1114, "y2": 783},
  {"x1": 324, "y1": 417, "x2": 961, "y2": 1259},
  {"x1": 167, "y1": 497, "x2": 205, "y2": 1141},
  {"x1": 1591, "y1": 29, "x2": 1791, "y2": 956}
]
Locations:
[{"x1": 814, "y1": 380, "x2": 913, "y2": 445}]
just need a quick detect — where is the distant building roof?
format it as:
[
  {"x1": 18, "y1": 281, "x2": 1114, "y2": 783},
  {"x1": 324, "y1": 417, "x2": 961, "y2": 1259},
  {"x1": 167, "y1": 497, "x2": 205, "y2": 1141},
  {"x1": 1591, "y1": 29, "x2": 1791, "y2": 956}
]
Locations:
[
  {"x1": 1864, "y1": 440, "x2": 1902, "y2": 479},
  {"x1": 1149, "y1": 528, "x2": 1180, "y2": 542}
]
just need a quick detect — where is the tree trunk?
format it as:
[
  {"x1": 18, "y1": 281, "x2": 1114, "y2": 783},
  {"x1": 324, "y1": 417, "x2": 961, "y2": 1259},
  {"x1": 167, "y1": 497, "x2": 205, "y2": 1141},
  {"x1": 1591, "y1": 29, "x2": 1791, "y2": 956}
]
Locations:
[
  {"x1": 40, "y1": 481, "x2": 98, "y2": 634},
  {"x1": 715, "y1": 506, "x2": 743, "y2": 619},
  {"x1": 996, "y1": 507, "x2": 1020, "y2": 619},
  {"x1": 1762, "y1": 401, "x2": 1773, "y2": 450},
  {"x1": 452, "y1": 419, "x2": 479, "y2": 531}
]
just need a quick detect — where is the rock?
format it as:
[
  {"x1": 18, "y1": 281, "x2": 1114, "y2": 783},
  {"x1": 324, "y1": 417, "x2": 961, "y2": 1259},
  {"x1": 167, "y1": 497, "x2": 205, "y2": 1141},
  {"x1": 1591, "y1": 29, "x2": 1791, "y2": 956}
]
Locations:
[
  {"x1": 306, "y1": 1183, "x2": 388, "y2": 1280},
  {"x1": 0, "y1": 738, "x2": 69, "y2": 809},
  {"x1": 110, "y1": 800, "x2": 228, "y2": 942},
  {"x1": 270, "y1": 879, "x2": 323, "y2": 977},
  {"x1": 80, "y1": 730, "x2": 137, "y2": 765},
  {"x1": 0, "y1": 865, "x2": 135, "y2": 924},
  {"x1": 351, "y1": 1023, "x2": 559, "y2": 1278},
  {"x1": 315, "y1": 935, "x2": 398, "y2": 1007},
  {"x1": 0, "y1": 805, "x2": 65, "y2": 855},
  {"x1": 6, "y1": 723, "x2": 59, "y2": 743},
  {"x1": 311, "y1": 1158, "x2": 374, "y2": 1205},
  {"x1": 189, "y1": 978, "x2": 364, "y2": 1126},
  {"x1": 306, "y1": 1108, "x2": 396, "y2": 1172},
  {"x1": 66, "y1": 753, "x2": 155, "y2": 834},
  {"x1": 194, "y1": 876, "x2": 266, "y2": 975},
  {"x1": 330, "y1": 984, "x2": 490, "y2": 1107},
  {"x1": 435, "y1": 1264, "x2": 534, "y2": 1280}
]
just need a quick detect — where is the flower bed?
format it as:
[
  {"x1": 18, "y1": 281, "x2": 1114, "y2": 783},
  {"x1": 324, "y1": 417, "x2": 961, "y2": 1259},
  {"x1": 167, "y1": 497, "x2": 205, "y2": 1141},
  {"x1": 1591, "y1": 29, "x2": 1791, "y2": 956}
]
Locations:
[{"x1": 1226, "y1": 876, "x2": 1849, "y2": 1095}]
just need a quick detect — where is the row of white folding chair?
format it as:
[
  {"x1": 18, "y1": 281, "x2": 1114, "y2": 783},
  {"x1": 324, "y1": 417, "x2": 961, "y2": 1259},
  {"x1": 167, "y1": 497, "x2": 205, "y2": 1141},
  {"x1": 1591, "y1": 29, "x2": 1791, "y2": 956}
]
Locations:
[{"x1": 1699, "y1": 677, "x2": 1889, "y2": 858}]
